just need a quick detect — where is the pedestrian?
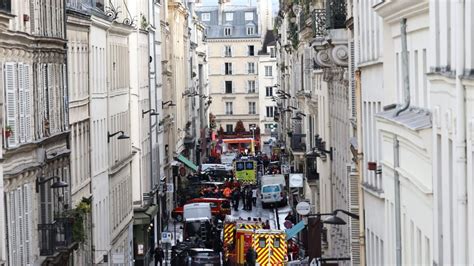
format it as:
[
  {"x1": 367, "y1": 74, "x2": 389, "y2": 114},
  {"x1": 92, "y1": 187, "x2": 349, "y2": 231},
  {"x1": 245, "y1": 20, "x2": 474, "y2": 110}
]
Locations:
[
  {"x1": 232, "y1": 189, "x2": 240, "y2": 211},
  {"x1": 285, "y1": 211, "x2": 296, "y2": 224},
  {"x1": 263, "y1": 220, "x2": 270, "y2": 229},
  {"x1": 252, "y1": 187, "x2": 257, "y2": 207},
  {"x1": 154, "y1": 245, "x2": 164, "y2": 266},
  {"x1": 246, "y1": 188, "x2": 253, "y2": 211},
  {"x1": 245, "y1": 246, "x2": 257, "y2": 266}
]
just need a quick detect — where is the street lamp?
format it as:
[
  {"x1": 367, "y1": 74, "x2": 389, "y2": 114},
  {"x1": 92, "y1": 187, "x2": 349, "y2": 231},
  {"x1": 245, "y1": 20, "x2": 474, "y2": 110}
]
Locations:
[
  {"x1": 162, "y1": 100, "x2": 176, "y2": 108},
  {"x1": 36, "y1": 176, "x2": 69, "y2": 193},
  {"x1": 142, "y1": 109, "x2": 159, "y2": 118},
  {"x1": 107, "y1": 131, "x2": 129, "y2": 143}
]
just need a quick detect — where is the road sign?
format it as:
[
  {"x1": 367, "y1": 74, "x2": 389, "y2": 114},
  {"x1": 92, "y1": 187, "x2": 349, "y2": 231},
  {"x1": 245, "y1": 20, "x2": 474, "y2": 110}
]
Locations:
[
  {"x1": 295, "y1": 201, "x2": 311, "y2": 216},
  {"x1": 112, "y1": 254, "x2": 124, "y2": 263},
  {"x1": 166, "y1": 183, "x2": 174, "y2": 193},
  {"x1": 289, "y1": 173, "x2": 304, "y2": 188},
  {"x1": 285, "y1": 220, "x2": 306, "y2": 240},
  {"x1": 161, "y1": 232, "x2": 172, "y2": 243}
]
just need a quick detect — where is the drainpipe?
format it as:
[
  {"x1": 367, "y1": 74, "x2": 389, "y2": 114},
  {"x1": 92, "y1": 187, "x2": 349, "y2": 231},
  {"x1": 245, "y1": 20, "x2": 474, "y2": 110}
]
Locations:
[
  {"x1": 396, "y1": 18, "x2": 410, "y2": 117},
  {"x1": 454, "y1": 0, "x2": 467, "y2": 263},
  {"x1": 355, "y1": 69, "x2": 366, "y2": 266},
  {"x1": 394, "y1": 137, "x2": 402, "y2": 266}
]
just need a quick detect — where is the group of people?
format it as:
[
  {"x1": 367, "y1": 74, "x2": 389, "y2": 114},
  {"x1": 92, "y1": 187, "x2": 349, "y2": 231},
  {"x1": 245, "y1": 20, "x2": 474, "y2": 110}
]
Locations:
[{"x1": 231, "y1": 185, "x2": 257, "y2": 211}]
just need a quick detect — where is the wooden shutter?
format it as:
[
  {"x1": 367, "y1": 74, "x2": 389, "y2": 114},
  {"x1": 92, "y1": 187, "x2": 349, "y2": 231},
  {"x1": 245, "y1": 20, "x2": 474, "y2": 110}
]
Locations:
[
  {"x1": 7, "y1": 191, "x2": 18, "y2": 265},
  {"x1": 24, "y1": 64, "x2": 32, "y2": 142},
  {"x1": 18, "y1": 63, "x2": 26, "y2": 143},
  {"x1": 5, "y1": 62, "x2": 18, "y2": 147},
  {"x1": 23, "y1": 184, "x2": 32, "y2": 265},
  {"x1": 17, "y1": 187, "x2": 25, "y2": 265}
]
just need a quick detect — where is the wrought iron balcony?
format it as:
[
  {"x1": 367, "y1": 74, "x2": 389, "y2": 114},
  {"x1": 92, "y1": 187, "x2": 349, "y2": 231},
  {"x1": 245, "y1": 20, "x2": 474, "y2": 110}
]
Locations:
[
  {"x1": 312, "y1": 9, "x2": 327, "y2": 38},
  {"x1": 326, "y1": 0, "x2": 347, "y2": 29},
  {"x1": 291, "y1": 134, "x2": 306, "y2": 152},
  {"x1": 66, "y1": 0, "x2": 93, "y2": 12},
  {"x1": 38, "y1": 218, "x2": 74, "y2": 256},
  {"x1": 0, "y1": 0, "x2": 11, "y2": 13}
]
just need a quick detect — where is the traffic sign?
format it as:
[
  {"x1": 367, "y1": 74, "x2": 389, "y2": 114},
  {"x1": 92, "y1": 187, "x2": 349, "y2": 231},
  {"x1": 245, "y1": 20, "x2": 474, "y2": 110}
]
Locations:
[
  {"x1": 289, "y1": 173, "x2": 303, "y2": 188},
  {"x1": 166, "y1": 183, "x2": 174, "y2": 193},
  {"x1": 161, "y1": 232, "x2": 172, "y2": 243},
  {"x1": 295, "y1": 201, "x2": 311, "y2": 216}
]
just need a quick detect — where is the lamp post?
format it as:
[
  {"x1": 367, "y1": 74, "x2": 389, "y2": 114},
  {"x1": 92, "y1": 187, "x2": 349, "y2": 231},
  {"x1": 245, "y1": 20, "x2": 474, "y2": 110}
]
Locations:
[{"x1": 301, "y1": 210, "x2": 359, "y2": 263}]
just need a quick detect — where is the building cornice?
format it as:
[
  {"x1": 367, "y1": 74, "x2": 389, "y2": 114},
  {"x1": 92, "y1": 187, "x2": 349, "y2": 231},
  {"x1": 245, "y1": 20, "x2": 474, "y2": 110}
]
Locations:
[
  {"x1": 374, "y1": 0, "x2": 428, "y2": 23},
  {"x1": 91, "y1": 14, "x2": 112, "y2": 30}
]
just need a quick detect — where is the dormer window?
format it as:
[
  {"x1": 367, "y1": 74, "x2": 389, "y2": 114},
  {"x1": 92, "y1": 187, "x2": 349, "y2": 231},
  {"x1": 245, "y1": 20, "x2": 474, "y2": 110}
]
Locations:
[
  {"x1": 247, "y1": 26, "x2": 255, "y2": 35},
  {"x1": 225, "y1": 12, "x2": 233, "y2": 21},
  {"x1": 245, "y1": 12, "x2": 254, "y2": 21},
  {"x1": 201, "y1": 13, "x2": 210, "y2": 21},
  {"x1": 224, "y1": 27, "x2": 232, "y2": 36}
]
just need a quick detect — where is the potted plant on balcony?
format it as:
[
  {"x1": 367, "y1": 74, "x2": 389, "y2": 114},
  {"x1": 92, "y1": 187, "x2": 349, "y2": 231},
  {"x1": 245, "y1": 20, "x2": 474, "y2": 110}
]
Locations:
[{"x1": 3, "y1": 125, "x2": 12, "y2": 139}]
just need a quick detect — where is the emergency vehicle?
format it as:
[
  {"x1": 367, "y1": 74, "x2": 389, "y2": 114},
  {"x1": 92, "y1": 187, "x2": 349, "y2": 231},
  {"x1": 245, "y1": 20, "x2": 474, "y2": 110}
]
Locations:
[
  {"x1": 234, "y1": 159, "x2": 257, "y2": 184},
  {"x1": 223, "y1": 217, "x2": 287, "y2": 266}
]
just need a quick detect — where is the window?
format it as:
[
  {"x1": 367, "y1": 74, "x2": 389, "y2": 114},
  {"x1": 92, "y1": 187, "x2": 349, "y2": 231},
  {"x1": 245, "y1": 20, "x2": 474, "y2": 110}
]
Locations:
[
  {"x1": 226, "y1": 124, "x2": 233, "y2": 132},
  {"x1": 201, "y1": 13, "x2": 210, "y2": 21},
  {"x1": 247, "y1": 62, "x2": 255, "y2": 74},
  {"x1": 270, "y1": 47, "x2": 276, "y2": 58},
  {"x1": 225, "y1": 46, "x2": 232, "y2": 57},
  {"x1": 259, "y1": 237, "x2": 266, "y2": 248},
  {"x1": 225, "y1": 81, "x2": 233, "y2": 93},
  {"x1": 4, "y1": 62, "x2": 33, "y2": 147},
  {"x1": 247, "y1": 26, "x2": 255, "y2": 35},
  {"x1": 265, "y1": 86, "x2": 273, "y2": 96},
  {"x1": 225, "y1": 12, "x2": 233, "y2": 21},
  {"x1": 248, "y1": 102, "x2": 256, "y2": 114},
  {"x1": 225, "y1": 102, "x2": 233, "y2": 115},
  {"x1": 225, "y1": 63, "x2": 232, "y2": 75},
  {"x1": 224, "y1": 27, "x2": 232, "y2": 36},
  {"x1": 266, "y1": 106, "x2": 274, "y2": 117},
  {"x1": 248, "y1": 45, "x2": 255, "y2": 56},
  {"x1": 274, "y1": 238, "x2": 281, "y2": 248},
  {"x1": 248, "y1": 80, "x2": 256, "y2": 93},
  {"x1": 245, "y1": 12, "x2": 254, "y2": 20},
  {"x1": 265, "y1": 66, "x2": 273, "y2": 77}
]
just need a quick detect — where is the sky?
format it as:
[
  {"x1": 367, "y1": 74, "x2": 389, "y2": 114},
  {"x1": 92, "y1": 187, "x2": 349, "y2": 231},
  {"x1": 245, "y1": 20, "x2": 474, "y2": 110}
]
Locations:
[{"x1": 200, "y1": 0, "x2": 280, "y2": 13}]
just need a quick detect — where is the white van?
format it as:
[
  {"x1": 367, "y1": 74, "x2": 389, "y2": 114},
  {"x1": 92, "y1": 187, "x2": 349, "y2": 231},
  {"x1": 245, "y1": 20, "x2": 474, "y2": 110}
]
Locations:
[{"x1": 260, "y1": 174, "x2": 287, "y2": 208}]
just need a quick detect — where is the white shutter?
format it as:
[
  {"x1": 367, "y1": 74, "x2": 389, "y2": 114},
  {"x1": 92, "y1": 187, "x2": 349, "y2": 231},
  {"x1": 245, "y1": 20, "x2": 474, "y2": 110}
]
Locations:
[
  {"x1": 37, "y1": 64, "x2": 44, "y2": 138},
  {"x1": 5, "y1": 62, "x2": 18, "y2": 147},
  {"x1": 17, "y1": 188, "x2": 25, "y2": 265},
  {"x1": 18, "y1": 63, "x2": 26, "y2": 143},
  {"x1": 7, "y1": 192, "x2": 16, "y2": 265},
  {"x1": 246, "y1": 80, "x2": 249, "y2": 93},
  {"x1": 24, "y1": 184, "x2": 32, "y2": 265},
  {"x1": 221, "y1": 63, "x2": 225, "y2": 75},
  {"x1": 63, "y1": 63, "x2": 68, "y2": 130},
  {"x1": 24, "y1": 64, "x2": 32, "y2": 142},
  {"x1": 47, "y1": 64, "x2": 54, "y2": 134},
  {"x1": 221, "y1": 80, "x2": 224, "y2": 93},
  {"x1": 256, "y1": 80, "x2": 259, "y2": 93},
  {"x1": 246, "y1": 63, "x2": 249, "y2": 74}
]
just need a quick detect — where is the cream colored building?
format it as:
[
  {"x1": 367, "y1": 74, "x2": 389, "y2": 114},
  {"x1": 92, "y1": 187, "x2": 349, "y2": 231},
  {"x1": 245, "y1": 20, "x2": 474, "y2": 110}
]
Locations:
[{"x1": 196, "y1": 4, "x2": 262, "y2": 132}]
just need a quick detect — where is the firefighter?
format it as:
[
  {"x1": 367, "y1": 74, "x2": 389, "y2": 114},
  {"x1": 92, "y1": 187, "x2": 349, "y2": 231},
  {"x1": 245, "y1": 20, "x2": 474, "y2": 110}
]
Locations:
[
  {"x1": 246, "y1": 188, "x2": 253, "y2": 211},
  {"x1": 232, "y1": 188, "x2": 240, "y2": 211}
]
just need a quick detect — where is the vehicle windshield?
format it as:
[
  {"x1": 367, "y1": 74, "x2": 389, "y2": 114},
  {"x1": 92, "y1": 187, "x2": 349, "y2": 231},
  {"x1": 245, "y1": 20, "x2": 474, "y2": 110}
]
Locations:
[
  {"x1": 185, "y1": 221, "x2": 208, "y2": 237},
  {"x1": 262, "y1": 185, "x2": 280, "y2": 193}
]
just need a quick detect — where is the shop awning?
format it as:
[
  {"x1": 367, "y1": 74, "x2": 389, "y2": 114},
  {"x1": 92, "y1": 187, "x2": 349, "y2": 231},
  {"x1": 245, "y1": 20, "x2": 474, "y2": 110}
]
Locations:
[
  {"x1": 175, "y1": 154, "x2": 198, "y2": 172},
  {"x1": 133, "y1": 205, "x2": 159, "y2": 225}
]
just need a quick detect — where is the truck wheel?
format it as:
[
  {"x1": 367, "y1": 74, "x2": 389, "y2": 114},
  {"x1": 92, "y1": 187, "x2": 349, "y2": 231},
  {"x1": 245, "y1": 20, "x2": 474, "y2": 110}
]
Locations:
[{"x1": 175, "y1": 214, "x2": 183, "y2": 222}]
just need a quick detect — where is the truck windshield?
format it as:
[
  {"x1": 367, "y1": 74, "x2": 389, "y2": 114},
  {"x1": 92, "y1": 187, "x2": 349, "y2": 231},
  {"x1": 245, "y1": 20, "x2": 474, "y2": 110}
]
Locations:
[
  {"x1": 185, "y1": 221, "x2": 208, "y2": 237},
  {"x1": 262, "y1": 185, "x2": 280, "y2": 193}
]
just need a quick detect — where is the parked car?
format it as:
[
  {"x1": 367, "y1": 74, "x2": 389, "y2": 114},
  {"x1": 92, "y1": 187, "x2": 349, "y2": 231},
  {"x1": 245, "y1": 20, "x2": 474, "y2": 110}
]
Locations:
[
  {"x1": 172, "y1": 247, "x2": 220, "y2": 266},
  {"x1": 172, "y1": 197, "x2": 231, "y2": 222}
]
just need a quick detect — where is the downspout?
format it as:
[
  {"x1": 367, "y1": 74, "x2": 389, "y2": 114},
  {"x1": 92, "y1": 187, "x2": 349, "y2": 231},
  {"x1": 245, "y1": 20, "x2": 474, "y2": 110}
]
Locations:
[
  {"x1": 396, "y1": 18, "x2": 410, "y2": 116},
  {"x1": 394, "y1": 137, "x2": 402, "y2": 266},
  {"x1": 355, "y1": 69, "x2": 366, "y2": 266},
  {"x1": 454, "y1": 0, "x2": 467, "y2": 263}
]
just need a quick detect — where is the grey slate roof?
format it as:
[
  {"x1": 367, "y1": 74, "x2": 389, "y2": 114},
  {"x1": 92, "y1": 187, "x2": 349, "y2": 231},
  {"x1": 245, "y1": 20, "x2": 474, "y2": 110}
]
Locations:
[
  {"x1": 196, "y1": 5, "x2": 260, "y2": 39},
  {"x1": 259, "y1": 30, "x2": 276, "y2": 55},
  {"x1": 375, "y1": 105, "x2": 432, "y2": 131}
]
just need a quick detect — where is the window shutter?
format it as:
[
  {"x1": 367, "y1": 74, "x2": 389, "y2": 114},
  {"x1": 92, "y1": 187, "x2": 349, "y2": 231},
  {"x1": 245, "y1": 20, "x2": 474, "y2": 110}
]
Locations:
[
  {"x1": 18, "y1": 63, "x2": 26, "y2": 143},
  {"x1": 7, "y1": 191, "x2": 18, "y2": 266},
  {"x1": 24, "y1": 64, "x2": 32, "y2": 142},
  {"x1": 47, "y1": 64, "x2": 54, "y2": 134},
  {"x1": 221, "y1": 63, "x2": 225, "y2": 75},
  {"x1": 246, "y1": 63, "x2": 249, "y2": 74},
  {"x1": 246, "y1": 81, "x2": 249, "y2": 93},
  {"x1": 256, "y1": 80, "x2": 259, "y2": 93},
  {"x1": 221, "y1": 80, "x2": 224, "y2": 93},
  {"x1": 350, "y1": 41, "x2": 356, "y2": 118},
  {"x1": 17, "y1": 188, "x2": 25, "y2": 265},
  {"x1": 5, "y1": 62, "x2": 18, "y2": 147},
  {"x1": 24, "y1": 184, "x2": 32, "y2": 265},
  {"x1": 62, "y1": 63, "x2": 69, "y2": 130}
]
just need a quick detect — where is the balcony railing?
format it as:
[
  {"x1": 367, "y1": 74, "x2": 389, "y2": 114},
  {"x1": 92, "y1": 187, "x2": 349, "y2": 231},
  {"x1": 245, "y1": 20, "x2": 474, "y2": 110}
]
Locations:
[
  {"x1": 326, "y1": 0, "x2": 347, "y2": 29},
  {"x1": 0, "y1": 0, "x2": 11, "y2": 13},
  {"x1": 312, "y1": 9, "x2": 327, "y2": 38},
  {"x1": 66, "y1": 0, "x2": 93, "y2": 12},
  {"x1": 38, "y1": 218, "x2": 74, "y2": 256},
  {"x1": 291, "y1": 134, "x2": 306, "y2": 152}
]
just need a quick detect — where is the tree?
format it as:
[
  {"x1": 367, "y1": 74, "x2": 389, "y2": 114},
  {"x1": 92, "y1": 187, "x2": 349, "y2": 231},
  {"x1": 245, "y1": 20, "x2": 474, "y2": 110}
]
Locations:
[{"x1": 235, "y1": 120, "x2": 246, "y2": 133}]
